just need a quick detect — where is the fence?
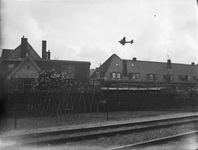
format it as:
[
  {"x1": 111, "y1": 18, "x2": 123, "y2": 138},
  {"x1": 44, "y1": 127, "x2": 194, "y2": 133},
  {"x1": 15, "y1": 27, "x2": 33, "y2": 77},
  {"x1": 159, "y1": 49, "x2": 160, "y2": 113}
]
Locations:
[
  {"x1": 2, "y1": 85, "x2": 198, "y2": 130},
  {"x1": 6, "y1": 88, "x2": 107, "y2": 117},
  {"x1": 5, "y1": 86, "x2": 198, "y2": 117}
]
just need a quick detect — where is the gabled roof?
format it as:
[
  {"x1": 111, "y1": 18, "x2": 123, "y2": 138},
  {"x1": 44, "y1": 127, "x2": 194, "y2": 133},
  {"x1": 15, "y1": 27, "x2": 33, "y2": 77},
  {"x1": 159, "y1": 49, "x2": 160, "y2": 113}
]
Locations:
[
  {"x1": 126, "y1": 59, "x2": 197, "y2": 76},
  {"x1": 2, "y1": 42, "x2": 41, "y2": 60},
  {"x1": 91, "y1": 54, "x2": 120, "y2": 78},
  {"x1": 91, "y1": 53, "x2": 198, "y2": 82},
  {"x1": 7, "y1": 57, "x2": 41, "y2": 79}
]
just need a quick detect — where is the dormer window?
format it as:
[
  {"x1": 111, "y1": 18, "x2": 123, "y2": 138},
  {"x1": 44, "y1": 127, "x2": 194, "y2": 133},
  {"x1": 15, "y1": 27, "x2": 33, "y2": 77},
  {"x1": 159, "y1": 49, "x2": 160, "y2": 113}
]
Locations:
[
  {"x1": 164, "y1": 74, "x2": 174, "y2": 81},
  {"x1": 147, "y1": 74, "x2": 157, "y2": 81},
  {"x1": 129, "y1": 73, "x2": 140, "y2": 80},
  {"x1": 180, "y1": 75, "x2": 191, "y2": 81},
  {"x1": 8, "y1": 64, "x2": 15, "y2": 68},
  {"x1": 194, "y1": 76, "x2": 198, "y2": 82},
  {"x1": 111, "y1": 72, "x2": 121, "y2": 79},
  {"x1": 8, "y1": 64, "x2": 15, "y2": 72}
]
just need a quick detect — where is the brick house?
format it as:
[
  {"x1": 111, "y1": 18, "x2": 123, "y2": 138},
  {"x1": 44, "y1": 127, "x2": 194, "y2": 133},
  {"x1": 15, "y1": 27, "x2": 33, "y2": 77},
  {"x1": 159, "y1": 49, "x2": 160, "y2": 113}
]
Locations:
[
  {"x1": 0, "y1": 37, "x2": 90, "y2": 92},
  {"x1": 90, "y1": 54, "x2": 198, "y2": 90}
]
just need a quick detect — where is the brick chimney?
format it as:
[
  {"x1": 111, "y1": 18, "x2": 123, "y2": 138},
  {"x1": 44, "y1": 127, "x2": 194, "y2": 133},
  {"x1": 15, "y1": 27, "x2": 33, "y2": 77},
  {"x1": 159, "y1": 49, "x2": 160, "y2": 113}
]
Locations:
[
  {"x1": 42, "y1": 40, "x2": 47, "y2": 59},
  {"x1": 21, "y1": 36, "x2": 28, "y2": 58},
  {"x1": 132, "y1": 57, "x2": 137, "y2": 61},
  {"x1": 167, "y1": 59, "x2": 172, "y2": 69},
  {"x1": 122, "y1": 60, "x2": 127, "y2": 77},
  {"x1": 46, "y1": 50, "x2": 51, "y2": 60}
]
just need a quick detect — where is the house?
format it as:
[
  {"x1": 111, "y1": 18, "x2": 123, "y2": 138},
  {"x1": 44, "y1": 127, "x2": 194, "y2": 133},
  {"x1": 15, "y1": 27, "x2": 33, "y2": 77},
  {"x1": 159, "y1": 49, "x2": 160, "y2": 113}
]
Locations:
[
  {"x1": 90, "y1": 54, "x2": 198, "y2": 90},
  {"x1": 0, "y1": 37, "x2": 91, "y2": 92}
]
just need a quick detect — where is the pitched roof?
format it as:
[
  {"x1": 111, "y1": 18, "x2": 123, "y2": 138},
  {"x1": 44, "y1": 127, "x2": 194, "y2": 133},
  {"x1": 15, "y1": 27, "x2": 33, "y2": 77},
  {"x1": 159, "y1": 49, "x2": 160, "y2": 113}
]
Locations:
[
  {"x1": 7, "y1": 57, "x2": 41, "y2": 79},
  {"x1": 126, "y1": 59, "x2": 197, "y2": 75},
  {"x1": 1, "y1": 49, "x2": 13, "y2": 59},
  {"x1": 91, "y1": 53, "x2": 198, "y2": 82},
  {"x1": 3, "y1": 42, "x2": 41, "y2": 60},
  {"x1": 90, "y1": 54, "x2": 120, "y2": 78}
]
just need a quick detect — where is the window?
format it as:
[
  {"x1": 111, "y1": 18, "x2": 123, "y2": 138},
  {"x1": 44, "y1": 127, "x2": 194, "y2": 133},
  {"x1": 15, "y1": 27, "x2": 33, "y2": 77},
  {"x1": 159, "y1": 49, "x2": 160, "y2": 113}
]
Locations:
[
  {"x1": 112, "y1": 73, "x2": 116, "y2": 79},
  {"x1": 8, "y1": 64, "x2": 15, "y2": 68},
  {"x1": 8, "y1": 64, "x2": 15, "y2": 72},
  {"x1": 187, "y1": 76, "x2": 191, "y2": 81},
  {"x1": 148, "y1": 74, "x2": 157, "y2": 81},
  {"x1": 111, "y1": 72, "x2": 121, "y2": 79},
  {"x1": 180, "y1": 75, "x2": 191, "y2": 81},
  {"x1": 129, "y1": 73, "x2": 140, "y2": 80},
  {"x1": 27, "y1": 65, "x2": 30, "y2": 69},
  {"x1": 170, "y1": 75, "x2": 173, "y2": 81},
  {"x1": 164, "y1": 74, "x2": 174, "y2": 81},
  {"x1": 117, "y1": 73, "x2": 121, "y2": 79},
  {"x1": 61, "y1": 65, "x2": 75, "y2": 79},
  {"x1": 194, "y1": 76, "x2": 198, "y2": 82}
]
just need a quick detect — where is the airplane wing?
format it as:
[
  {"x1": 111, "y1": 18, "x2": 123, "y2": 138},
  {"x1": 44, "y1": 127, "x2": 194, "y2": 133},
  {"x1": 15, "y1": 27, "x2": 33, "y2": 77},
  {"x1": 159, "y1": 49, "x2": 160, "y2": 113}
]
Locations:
[{"x1": 119, "y1": 37, "x2": 126, "y2": 45}]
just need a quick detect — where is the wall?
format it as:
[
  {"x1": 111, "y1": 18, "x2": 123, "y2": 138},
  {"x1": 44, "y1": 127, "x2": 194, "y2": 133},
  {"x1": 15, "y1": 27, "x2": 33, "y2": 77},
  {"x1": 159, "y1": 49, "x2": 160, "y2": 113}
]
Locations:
[{"x1": 12, "y1": 59, "x2": 39, "y2": 79}]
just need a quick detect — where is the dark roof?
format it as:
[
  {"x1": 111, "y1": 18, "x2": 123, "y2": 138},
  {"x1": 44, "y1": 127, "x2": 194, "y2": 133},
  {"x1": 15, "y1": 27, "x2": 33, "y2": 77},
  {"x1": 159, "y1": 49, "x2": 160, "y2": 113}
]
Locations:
[
  {"x1": 91, "y1": 54, "x2": 119, "y2": 78},
  {"x1": 91, "y1": 54, "x2": 198, "y2": 82},
  {"x1": 2, "y1": 42, "x2": 41, "y2": 60},
  {"x1": 126, "y1": 59, "x2": 198, "y2": 75},
  {"x1": 1, "y1": 49, "x2": 13, "y2": 59}
]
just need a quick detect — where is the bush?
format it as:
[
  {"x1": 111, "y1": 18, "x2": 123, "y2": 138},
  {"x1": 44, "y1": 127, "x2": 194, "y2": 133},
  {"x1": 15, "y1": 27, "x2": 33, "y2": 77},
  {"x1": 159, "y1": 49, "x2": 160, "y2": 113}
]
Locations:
[{"x1": 33, "y1": 69, "x2": 76, "y2": 90}]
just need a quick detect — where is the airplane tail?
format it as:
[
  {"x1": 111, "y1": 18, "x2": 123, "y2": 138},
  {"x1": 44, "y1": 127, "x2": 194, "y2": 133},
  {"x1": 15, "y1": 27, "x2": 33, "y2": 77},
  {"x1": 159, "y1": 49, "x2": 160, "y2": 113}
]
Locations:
[{"x1": 130, "y1": 40, "x2": 134, "y2": 44}]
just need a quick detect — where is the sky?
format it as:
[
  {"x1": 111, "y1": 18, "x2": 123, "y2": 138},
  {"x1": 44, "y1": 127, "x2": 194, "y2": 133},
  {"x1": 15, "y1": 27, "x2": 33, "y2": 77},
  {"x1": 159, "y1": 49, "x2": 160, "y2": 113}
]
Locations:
[{"x1": 1, "y1": 0, "x2": 198, "y2": 68}]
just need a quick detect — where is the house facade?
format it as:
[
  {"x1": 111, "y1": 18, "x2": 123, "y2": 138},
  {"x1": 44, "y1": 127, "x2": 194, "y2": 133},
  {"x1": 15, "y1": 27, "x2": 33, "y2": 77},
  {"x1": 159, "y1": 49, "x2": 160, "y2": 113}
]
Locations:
[
  {"x1": 0, "y1": 37, "x2": 91, "y2": 92},
  {"x1": 90, "y1": 54, "x2": 198, "y2": 90}
]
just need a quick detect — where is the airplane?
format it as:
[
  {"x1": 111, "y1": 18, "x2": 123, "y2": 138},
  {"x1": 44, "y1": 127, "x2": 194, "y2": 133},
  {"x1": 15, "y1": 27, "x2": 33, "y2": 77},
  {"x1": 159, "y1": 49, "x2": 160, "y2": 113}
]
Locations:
[{"x1": 118, "y1": 37, "x2": 134, "y2": 45}]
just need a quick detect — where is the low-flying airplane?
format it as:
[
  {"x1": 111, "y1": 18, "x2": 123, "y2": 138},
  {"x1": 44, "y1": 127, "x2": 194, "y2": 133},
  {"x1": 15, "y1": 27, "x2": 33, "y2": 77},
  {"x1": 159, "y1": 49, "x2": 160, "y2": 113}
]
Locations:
[{"x1": 118, "y1": 37, "x2": 134, "y2": 45}]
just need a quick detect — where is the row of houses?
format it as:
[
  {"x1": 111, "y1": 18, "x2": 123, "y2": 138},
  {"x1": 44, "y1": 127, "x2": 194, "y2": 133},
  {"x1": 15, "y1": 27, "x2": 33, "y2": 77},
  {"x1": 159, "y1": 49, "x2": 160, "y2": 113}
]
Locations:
[
  {"x1": 0, "y1": 37, "x2": 198, "y2": 92},
  {"x1": 90, "y1": 54, "x2": 198, "y2": 90}
]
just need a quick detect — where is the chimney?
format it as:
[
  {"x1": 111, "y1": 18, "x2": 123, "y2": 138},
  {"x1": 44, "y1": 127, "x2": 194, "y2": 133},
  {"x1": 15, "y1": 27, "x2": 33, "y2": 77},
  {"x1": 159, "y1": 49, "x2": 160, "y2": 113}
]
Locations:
[
  {"x1": 132, "y1": 57, "x2": 137, "y2": 61},
  {"x1": 167, "y1": 59, "x2": 172, "y2": 69},
  {"x1": 191, "y1": 62, "x2": 195, "y2": 66},
  {"x1": 42, "y1": 40, "x2": 47, "y2": 59},
  {"x1": 122, "y1": 60, "x2": 127, "y2": 77},
  {"x1": 21, "y1": 36, "x2": 28, "y2": 58},
  {"x1": 46, "y1": 50, "x2": 51, "y2": 60}
]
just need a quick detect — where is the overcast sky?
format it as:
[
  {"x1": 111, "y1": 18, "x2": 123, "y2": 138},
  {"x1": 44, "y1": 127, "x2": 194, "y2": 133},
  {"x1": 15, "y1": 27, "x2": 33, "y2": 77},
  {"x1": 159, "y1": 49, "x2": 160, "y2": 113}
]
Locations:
[{"x1": 1, "y1": 0, "x2": 198, "y2": 68}]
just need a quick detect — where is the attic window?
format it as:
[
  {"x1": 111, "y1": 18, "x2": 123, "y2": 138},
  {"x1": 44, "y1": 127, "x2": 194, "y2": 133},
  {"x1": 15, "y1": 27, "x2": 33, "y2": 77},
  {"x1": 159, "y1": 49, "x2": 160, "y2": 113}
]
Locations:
[
  {"x1": 111, "y1": 72, "x2": 121, "y2": 79},
  {"x1": 180, "y1": 75, "x2": 190, "y2": 81},
  {"x1": 8, "y1": 64, "x2": 15, "y2": 72},
  {"x1": 194, "y1": 76, "x2": 198, "y2": 82},
  {"x1": 27, "y1": 65, "x2": 30, "y2": 69},
  {"x1": 129, "y1": 73, "x2": 140, "y2": 80},
  {"x1": 147, "y1": 74, "x2": 157, "y2": 81},
  {"x1": 8, "y1": 64, "x2": 15, "y2": 68},
  {"x1": 164, "y1": 74, "x2": 174, "y2": 81}
]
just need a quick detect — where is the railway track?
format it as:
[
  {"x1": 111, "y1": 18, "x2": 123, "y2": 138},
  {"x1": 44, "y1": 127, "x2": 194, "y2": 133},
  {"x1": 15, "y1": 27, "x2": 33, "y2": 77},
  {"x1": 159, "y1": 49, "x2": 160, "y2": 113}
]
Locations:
[
  {"x1": 4, "y1": 114, "x2": 198, "y2": 147},
  {"x1": 109, "y1": 130, "x2": 198, "y2": 150}
]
